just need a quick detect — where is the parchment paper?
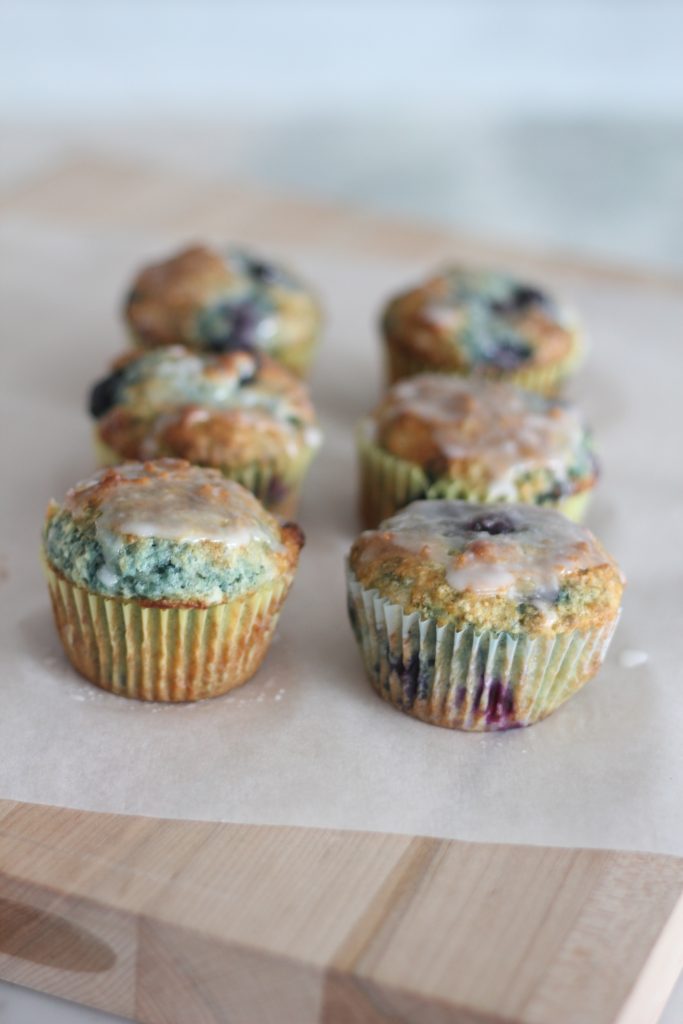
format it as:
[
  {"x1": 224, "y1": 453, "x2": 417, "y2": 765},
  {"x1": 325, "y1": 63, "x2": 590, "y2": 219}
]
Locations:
[{"x1": 1, "y1": 216, "x2": 681, "y2": 855}]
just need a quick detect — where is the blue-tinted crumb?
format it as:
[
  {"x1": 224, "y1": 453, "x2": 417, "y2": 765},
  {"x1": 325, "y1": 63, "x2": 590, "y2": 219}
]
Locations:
[{"x1": 44, "y1": 508, "x2": 272, "y2": 603}]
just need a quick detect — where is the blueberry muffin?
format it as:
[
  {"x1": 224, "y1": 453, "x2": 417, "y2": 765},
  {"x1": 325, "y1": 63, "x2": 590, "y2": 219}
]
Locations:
[
  {"x1": 382, "y1": 267, "x2": 583, "y2": 393},
  {"x1": 89, "y1": 345, "x2": 321, "y2": 517},
  {"x1": 124, "y1": 244, "x2": 322, "y2": 378},
  {"x1": 43, "y1": 459, "x2": 304, "y2": 701},
  {"x1": 358, "y1": 374, "x2": 597, "y2": 527},
  {"x1": 347, "y1": 500, "x2": 623, "y2": 731}
]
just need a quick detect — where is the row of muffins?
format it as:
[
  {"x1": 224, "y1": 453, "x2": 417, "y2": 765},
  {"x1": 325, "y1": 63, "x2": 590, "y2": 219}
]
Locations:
[
  {"x1": 93, "y1": 246, "x2": 595, "y2": 524},
  {"x1": 42, "y1": 242, "x2": 624, "y2": 730}
]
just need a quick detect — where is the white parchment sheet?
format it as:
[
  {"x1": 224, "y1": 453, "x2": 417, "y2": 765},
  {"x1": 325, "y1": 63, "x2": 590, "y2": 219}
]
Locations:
[{"x1": 1, "y1": 219, "x2": 681, "y2": 855}]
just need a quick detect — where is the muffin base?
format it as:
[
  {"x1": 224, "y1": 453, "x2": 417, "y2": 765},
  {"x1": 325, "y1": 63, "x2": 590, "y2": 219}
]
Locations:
[
  {"x1": 44, "y1": 560, "x2": 291, "y2": 701},
  {"x1": 357, "y1": 427, "x2": 594, "y2": 528},
  {"x1": 346, "y1": 567, "x2": 618, "y2": 731},
  {"x1": 94, "y1": 434, "x2": 314, "y2": 519},
  {"x1": 385, "y1": 332, "x2": 583, "y2": 396}
]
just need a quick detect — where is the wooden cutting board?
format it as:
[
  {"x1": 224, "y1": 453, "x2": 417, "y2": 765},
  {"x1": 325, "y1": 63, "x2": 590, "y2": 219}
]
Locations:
[
  {"x1": 0, "y1": 159, "x2": 682, "y2": 1024},
  {"x1": 0, "y1": 798, "x2": 681, "y2": 1024}
]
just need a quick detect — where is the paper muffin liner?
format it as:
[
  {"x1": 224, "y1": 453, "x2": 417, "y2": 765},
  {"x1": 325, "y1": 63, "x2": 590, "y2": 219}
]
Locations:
[
  {"x1": 357, "y1": 425, "x2": 593, "y2": 528},
  {"x1": 357, "y1": 425, "x2": 430, "y2": 527},
  {"x1": 44, "y1": 559, "x2": 292, "y2": 702},
  {"x1": 384, "y1": 332, "x2": 583, "y2": 397},
  {"x1": 94, "y1": 433, "x2": 315, "y2": 518},
  {"x1": 346, "y1": 567, "x2": 619, "y2": 731}
]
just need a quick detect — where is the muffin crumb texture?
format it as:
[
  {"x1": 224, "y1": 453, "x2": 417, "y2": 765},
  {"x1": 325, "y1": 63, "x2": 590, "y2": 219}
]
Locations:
[
  {"x1": 44, "y1": 459, "x2": 303, "y2": 607},
  {"x1": 348, "y1": 500, "x2": 623, "y2": 731},
  {"x1": 89, "y1": 346, "x2": 321, "y2": 516},
  {"x1": 350, "y1": 500, "x2": 623, "y2": 636},
  {"x1": 359, "y1": 374, "x2": 597, "y2": 525},
  {"x1": 382, "y1": 267, "x2": 582, "y2": 390},
  {"x1": 125, "y1": 244, "x2": 321, "y2": 376}
]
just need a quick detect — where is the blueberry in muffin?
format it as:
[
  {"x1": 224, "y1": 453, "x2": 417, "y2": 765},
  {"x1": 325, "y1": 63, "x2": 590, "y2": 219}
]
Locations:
[
  {"x1": 89, "y1": 345, "x2": 321, "y2": 517},
  {"x1": 125, "y1": 244, "x2": 322, "y2": 378},
  {"x1": 43, "y1": 459, "x2": 305, "y2": 701},
  {"x1": 346, "y1": 500, "x2": 623, "y2": 731}
]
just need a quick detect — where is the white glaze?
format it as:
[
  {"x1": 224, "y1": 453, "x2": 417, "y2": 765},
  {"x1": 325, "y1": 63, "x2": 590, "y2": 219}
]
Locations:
[
  {"x1": 375, "y1": 375, "x2": 587, "y2": 489},
  {"x1": 116, "y1": 347, "x2": 312, "y2": 434},
  {"x1": 67, "y1": 461, "x2": 281, "y2": 548},
  {"x1": 376, "y1": 500, "x2": 616, "y2": 604},
  {"x1": 96, "y1": 564, "x2": 119, "y2": 588}
]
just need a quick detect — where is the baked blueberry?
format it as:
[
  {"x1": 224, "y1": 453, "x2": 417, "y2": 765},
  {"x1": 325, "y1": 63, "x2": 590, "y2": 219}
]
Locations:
[
  {"x1": 358, "y1": 374, "x2": 598, "y2": 527},
  {"x1": 124, "y1": 244, "x2": 321, "y2": 378},
  {"x1": 482, "y1": 339, "x2": 533, "y2": 370},
  {"x1": 89, "y1": 368, "x2": 126, "y2": 419},
  {"x1": 89, "y1": 345, "x2": 321, "y2": 517},
  {"x1": 347, "y1": 499, "x2": 624, "y2": 731},
  {"x1": 43, "y1": 460, "x2": 305, "y2": 701},
  {"x1": 491, "y1": 285, "x2": 550, "y2": 315},
  {"x1": 382, "y1": 266, "x2": 582, "y2": 393},
  {"x1": 466, "y1": 512, "x2": 517, "y2": 535},
  {"x1": 247, "y1": 258, "x2": 278, "y2": 284}
]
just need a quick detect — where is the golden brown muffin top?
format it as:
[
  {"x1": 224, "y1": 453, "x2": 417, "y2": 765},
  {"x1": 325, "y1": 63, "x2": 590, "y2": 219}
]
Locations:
[
  {"x1": 125, "y1": 244, "x2": 321, "y2": 355},
  {"x1": 45, "y1": 459, "x2": 304, "y2": 605},
  {"x1": 65, "y1": 459, "x2": 283, "y2": 545},
  {"x1": 90, "y1": 345, "x2": 321, "y2": 469},
  {"x1": 349, "y1": 501, "x2": 624, "y2": 635},
  {"x1": 366, "y1": 374, "x2": 596, "y2": 500},
  {"x1": 382, "y1": 267, "x2": 580, "y2": 373}
]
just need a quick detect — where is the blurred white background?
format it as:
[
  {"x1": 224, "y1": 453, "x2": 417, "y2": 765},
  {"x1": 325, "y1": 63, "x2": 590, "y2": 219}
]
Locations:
[
  {"x1": 3, "y1": 0, "x2": 683, "y2": 269},
  {"x1": 1, "y1": 2, "x2": 682, "y2": 1021}
]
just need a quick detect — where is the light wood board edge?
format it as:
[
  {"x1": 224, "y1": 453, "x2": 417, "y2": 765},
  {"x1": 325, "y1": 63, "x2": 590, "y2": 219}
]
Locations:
[{"x1": 0, "y1": 800, "x2": 682, "y2": 1024}]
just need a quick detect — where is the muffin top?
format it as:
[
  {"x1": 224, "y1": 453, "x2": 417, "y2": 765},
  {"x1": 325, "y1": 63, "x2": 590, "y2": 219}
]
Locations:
[
  {"x1": 44, "y1": 460, "x2": 304, "y2": 606},
  {"x1": 125, "y1": 244, "x2": 321, "y2": 355},
  {"x1": 90, "y1": 345, "x2": 321, "y2": 468},
  {"x1": 382, "y1": 268, "x2": 579, "y2": 373},
  {"x1": 349, "y1": 500, "x2": 623, "y2": 635},
  {"x1": 365, "y1": 374, "x2": 596, "y2": 502}
]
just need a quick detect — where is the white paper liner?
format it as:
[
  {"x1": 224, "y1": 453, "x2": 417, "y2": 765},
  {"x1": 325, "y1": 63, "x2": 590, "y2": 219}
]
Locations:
[{"x1": 347, "y1": 567, "x2": 619, "y2": 731}]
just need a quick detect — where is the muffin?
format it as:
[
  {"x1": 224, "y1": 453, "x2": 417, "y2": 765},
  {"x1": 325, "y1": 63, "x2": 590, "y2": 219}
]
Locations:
[
  {"x1": 358, "y1": 374, "x2": 597, "y2": 527},
  {"x1": 382, "y1": 267, "x2": 583, "y2": 393},
  {"x1": 89, "y1": 345, "x2": 322, "y2": 517},
  {"x1": 43, "y1": 459, "x2": 304, "y2": 701},
  {"x1": 347, "y1": 500, "x2": 623, "y2": 731},
  {"x1": 124, "y1": 244, "x2": 322, "y2": 377}
]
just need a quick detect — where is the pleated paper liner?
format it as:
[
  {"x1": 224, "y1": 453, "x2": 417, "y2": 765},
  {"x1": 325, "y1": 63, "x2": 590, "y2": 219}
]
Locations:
[
  {"x1": 44, "y1": 560, "x2": 291, "y2": 702},
  {"x1": 346, "y1": 568, "x2": 619, "y2": 732},
  {"x1": 94, "y1": 434, "x2": 315, "y2": 518},
  {"x1": 357, "y1": 425, "x2": 593, "y2": 528},
  {"x1": 384, "y1": 333, "x2": 583, "y2": 396}
]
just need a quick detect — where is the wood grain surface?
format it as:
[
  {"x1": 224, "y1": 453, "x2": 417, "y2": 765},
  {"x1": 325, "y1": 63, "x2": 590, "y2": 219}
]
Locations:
[
  {"x1": 0, "y1": 158, "x2": 682, "y2": 1024},
  {"x1": 1, "y1": 799, "x2": 682, "y2": 1024}
]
